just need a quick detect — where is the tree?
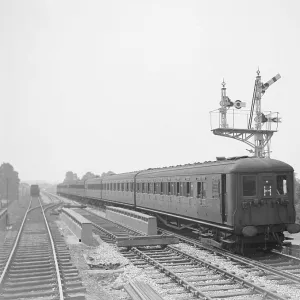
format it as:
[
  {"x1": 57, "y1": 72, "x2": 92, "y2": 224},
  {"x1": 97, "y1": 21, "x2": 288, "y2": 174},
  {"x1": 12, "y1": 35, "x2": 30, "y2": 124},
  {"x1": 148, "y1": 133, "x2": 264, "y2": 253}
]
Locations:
[
  {"x1": 81, "y1": 172, "x2": 98, "y2": 181},
  {"x1": 101, "y1": 171, "x2": 116, "y2": 178},
  {"x1": 63, "y1": 171, "x2": 79, "y2": 183},
  {"x1": 0, "y1": 163, "x2": 20, "y2": 201}
]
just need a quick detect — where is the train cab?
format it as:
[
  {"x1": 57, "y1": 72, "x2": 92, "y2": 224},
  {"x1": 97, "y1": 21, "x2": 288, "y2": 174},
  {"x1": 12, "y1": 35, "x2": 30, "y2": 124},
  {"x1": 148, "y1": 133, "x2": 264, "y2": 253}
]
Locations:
[{"x1": 230, "y1": 157, "x2": 300, "y2": 251}]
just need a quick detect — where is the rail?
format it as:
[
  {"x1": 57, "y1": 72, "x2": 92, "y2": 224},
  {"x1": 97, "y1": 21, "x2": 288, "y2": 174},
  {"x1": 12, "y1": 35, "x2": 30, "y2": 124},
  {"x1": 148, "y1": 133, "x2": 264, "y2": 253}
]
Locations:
[
  {"x1": 0, "y1": 198, "x2": 32, "y2": 287},
  {"x1": 0, "y1": 197, "x2": 65, "y2": 300},
  {"x1": 0, "y1": 208, "x2": 7, "y2": 219},
  {"x1": 38, "y1": 196, "x2": 64, "y2": 300}
]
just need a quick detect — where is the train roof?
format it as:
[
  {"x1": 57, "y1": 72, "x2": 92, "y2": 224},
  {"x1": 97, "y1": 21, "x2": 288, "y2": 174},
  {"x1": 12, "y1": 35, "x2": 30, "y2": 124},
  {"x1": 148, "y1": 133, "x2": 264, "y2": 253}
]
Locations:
[
  {"x1": 230, "y1": 157, "x2": 293, "y2": 173},
  {"x1": 138, "y1": 157, "x2": 293, "y2": 177},
  {"x1": 57, "y1": 157, "x2": 293, "y2": 186}
]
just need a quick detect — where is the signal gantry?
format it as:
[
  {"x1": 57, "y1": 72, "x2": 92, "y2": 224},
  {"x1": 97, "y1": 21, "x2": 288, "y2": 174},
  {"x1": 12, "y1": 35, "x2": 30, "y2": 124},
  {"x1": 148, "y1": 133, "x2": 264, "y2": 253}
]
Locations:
[{"x1": 210, "y1": 70, "x2": 281, "y2": 158}]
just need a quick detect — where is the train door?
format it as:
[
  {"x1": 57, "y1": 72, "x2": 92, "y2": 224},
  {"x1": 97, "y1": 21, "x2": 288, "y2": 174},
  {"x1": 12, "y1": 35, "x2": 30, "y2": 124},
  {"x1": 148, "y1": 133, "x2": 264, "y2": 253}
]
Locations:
[
  {"x1": 212, "y1": 174, "x2": 227, "y2": 224},
  {"x1": 221, "y1": 174, "x2": 227, "y2": 223}
]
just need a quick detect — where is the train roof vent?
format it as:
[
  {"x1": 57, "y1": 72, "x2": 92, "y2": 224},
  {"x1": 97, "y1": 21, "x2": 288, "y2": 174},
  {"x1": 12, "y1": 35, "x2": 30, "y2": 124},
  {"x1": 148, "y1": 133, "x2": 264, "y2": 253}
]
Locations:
[
  {"x1": 226, "y1": 155, "x2": 249, "y2": 161},
  {"x1": 216, "y1": 157, "x2": 226, "y2": 161}
]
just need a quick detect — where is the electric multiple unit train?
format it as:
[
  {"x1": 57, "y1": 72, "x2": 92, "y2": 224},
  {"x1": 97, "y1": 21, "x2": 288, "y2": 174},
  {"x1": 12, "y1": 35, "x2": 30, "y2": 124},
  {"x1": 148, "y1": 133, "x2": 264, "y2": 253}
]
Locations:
[{"x1": 57, "y1": 156, "x2": 300, "y2": 253}]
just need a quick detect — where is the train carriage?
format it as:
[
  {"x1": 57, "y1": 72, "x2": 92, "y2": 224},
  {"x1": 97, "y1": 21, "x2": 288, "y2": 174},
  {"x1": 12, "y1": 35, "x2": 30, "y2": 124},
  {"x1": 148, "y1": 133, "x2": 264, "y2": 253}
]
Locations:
[
  {"x1": 30, "y1": 185, "x2": 40, "y2": 197},
  {"x1": 85, "y1": 177, "x2": 102, "y2": 200},
  {"x1": 101, "y1": 172, "x2": 136, "y2": 206},
  {"x1": 57, "y1": 156, "x2": 300, "y2": 254}
]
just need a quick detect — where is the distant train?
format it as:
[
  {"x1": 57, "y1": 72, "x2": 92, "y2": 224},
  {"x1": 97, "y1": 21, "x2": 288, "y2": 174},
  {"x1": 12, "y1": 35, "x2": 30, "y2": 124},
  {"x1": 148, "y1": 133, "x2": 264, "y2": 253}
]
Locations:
[
  {"x1": 57, "y1": 156, "x2": 300, "y2": 254},
  {"x1": 30, "y1": 185, "x2": 40, "y2": 197}
]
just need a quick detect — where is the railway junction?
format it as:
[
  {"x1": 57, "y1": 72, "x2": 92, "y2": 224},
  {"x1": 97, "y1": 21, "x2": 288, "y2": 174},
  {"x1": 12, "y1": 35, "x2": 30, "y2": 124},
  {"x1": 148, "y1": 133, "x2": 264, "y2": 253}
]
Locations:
[
  {"x1": 0, "y1": 185, "x2": 300, "y2": 300},
  {"x1": 3, "y1": 191, "x2": 300, "y2": 300}
]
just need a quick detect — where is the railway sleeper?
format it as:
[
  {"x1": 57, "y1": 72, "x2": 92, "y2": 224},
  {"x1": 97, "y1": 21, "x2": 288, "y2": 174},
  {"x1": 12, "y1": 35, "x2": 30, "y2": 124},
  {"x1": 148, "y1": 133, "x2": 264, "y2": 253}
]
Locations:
[
  {"x1": 4, "y1": 278, "x2": 57, "y2": 288},
  {"x1": 1, "y1": 290, "x2": 56, "y2": 300},
  {"x1": 6, "y1": 274, "x2": 54, "y2": 283},
  {"x1": 11, "y1": 262, "x2": 53, "y2": 269},
  {"x1": 14, "y1": 257, "x2": 51, "y2": 263},
  {"x1": 3, "y1": 283, "x2": 57, "y2": 293},
  {"x1": 8, "y1": 269, "x2": 55, "y2": 277}
]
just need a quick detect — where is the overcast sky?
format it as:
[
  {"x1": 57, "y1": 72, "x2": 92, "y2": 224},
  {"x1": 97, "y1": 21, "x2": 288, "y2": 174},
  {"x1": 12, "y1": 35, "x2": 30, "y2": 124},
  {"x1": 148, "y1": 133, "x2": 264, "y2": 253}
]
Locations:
[{"x1": 1, "y1": 0, "x2": 300, "y2": 183}]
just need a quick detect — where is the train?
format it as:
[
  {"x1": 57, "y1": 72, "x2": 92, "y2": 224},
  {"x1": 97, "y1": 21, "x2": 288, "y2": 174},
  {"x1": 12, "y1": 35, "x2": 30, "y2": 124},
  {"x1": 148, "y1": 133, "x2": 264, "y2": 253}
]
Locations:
[
  {"x1": 57, "y1": 156, "x2": 300, "y2": 254},
  {"x1": 30, "y1": 184, "x2": 40, "y2": 197}
]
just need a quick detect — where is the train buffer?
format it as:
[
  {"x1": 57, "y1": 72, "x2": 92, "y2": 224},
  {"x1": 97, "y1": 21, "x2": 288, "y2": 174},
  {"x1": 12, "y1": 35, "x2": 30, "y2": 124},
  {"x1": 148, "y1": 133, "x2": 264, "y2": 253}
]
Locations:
[{"x1": 116, "y1": 234, "x2": 179, "y2": 247}]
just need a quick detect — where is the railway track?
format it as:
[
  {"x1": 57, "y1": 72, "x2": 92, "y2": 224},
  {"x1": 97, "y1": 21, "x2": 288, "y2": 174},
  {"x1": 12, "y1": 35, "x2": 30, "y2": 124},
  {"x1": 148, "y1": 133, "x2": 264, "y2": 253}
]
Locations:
[
  {"x1": 66, "y1": 205, "x2": 295, "y2": 299},
  {"x1": 0, "y1": 196, "x2": 85, "y2": 300},
  {"x1": 158, "y1": 228, "x2": 300, "y2": 299},
  {"x1": 49, "y1": 194, "x2": 300, "y2": 299},
  {"x1": 0, "y1": 197, "x2": 31, "y2": 270},
  {"x1": 121, "y1": 246, "x2": 290, "y2": 300}
]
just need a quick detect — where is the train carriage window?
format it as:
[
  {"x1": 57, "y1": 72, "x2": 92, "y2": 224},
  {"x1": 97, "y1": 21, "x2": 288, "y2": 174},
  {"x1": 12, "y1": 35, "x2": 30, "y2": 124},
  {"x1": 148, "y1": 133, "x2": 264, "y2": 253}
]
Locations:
[
  {"x1": 202, "y1": 183, "x2": 207, "y2": 198},
  {"x1": 142, "y1": 183, "x2": 145, "y2": 193},
  {"x1": 197, "y1": 182, "x2": 207, "y2": 198},
  {"x1": 147, "y1": 183, "x2": 150, "y2": 194},
  {"x1": 160, "y1": 182, "x2": 163, "y2": 194},
  {"x1": 243, "y1": 175, "x2": 256, "y2": 197},
  {"x1": 176, "y1": 182, "x2": 180, "y2": 196},
  {"x1": 171, "y1": 182, "x2": 175, "y2": 195},
  {"x1": 277, "y1": 175, "x2": 287, "y2": 195},
  {"x1": 167, "y1": 182, "x2": 171, "y2": 195},
  {"x1": 197, "y1": 182, "x2": 201, "y2": 198},
  {"x1": 186, "y1": 182, "x2": 191, "y2": 197},
  {"x1": 153, "y1": 182, "x2": 156, "y2": 194},
  {"x1": 181, "y1": 183, "x2": 185, "y2": 196}
]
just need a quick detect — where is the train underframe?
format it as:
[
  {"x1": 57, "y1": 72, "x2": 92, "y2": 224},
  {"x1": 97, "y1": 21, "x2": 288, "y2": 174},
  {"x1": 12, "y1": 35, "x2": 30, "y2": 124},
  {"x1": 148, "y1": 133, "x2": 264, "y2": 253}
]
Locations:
[
  {"x1": 154, "y1": 213, "x2": 288, "y2": 255},
  {"x1": 58, "y1": 193, "x2": 289, "y2": 255}
]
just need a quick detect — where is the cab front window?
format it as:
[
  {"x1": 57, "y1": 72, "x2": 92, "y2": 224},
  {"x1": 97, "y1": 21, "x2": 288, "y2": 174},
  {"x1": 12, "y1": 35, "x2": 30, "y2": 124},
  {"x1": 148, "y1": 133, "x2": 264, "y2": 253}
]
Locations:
[
  {"x1": 243, "y1": 175, "x2": 256, "y2": 197},
  {"x1": 277, "y1": 175, "x2": 287, "y2": 195}
]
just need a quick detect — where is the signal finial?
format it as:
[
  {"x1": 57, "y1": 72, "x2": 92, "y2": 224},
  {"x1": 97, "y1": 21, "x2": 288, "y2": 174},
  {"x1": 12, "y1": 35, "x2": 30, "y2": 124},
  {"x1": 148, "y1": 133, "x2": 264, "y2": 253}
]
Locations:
[
  {"x1": 222, "y1": 78, "x2": 226, "y2": 88},
  {"x1": 257, "y1": 67, "x2": 260, "y2": 76}
]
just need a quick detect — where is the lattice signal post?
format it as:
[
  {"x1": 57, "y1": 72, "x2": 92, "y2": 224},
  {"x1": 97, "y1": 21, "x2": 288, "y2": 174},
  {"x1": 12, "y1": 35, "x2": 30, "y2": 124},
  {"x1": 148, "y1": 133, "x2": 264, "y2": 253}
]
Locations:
[{"x1": 210, "y1": 70, "x2": 281, "y2": 158}]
